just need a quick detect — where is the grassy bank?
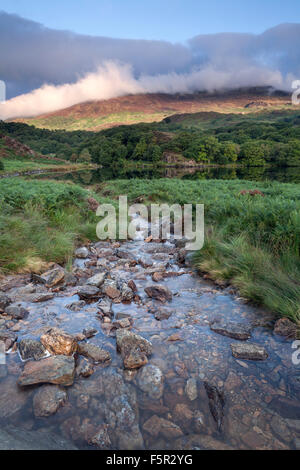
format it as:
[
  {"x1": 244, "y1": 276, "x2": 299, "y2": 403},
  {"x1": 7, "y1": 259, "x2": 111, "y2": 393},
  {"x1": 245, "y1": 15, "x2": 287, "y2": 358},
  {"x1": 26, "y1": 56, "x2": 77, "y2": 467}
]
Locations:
[
  {"x1": 0, "y1": 178, "x2": 110, "y2": 273},
  {"x1": 99, "y1": 178, "x2": 300, "y2": 324}
]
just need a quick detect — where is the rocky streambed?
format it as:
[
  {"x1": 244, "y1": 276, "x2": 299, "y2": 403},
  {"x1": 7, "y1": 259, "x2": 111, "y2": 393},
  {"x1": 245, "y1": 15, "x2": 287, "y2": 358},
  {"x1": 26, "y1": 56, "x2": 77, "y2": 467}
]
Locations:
[{"x1": 0, "y1": 234, "x2": 299, "y2": 450}]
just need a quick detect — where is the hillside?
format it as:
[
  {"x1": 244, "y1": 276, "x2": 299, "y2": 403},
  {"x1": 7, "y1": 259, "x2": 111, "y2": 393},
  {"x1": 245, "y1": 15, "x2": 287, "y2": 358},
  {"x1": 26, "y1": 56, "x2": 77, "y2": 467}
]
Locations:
[{"x1": 11, "y1": 87, "x2": 291, "y2": 131}]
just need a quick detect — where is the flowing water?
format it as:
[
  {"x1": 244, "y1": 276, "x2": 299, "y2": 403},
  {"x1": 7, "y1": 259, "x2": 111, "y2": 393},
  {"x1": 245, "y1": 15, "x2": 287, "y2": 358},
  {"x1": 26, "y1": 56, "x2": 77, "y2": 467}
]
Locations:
[{"x1": 0, "y1": 225, "x2": 299, "y2": 450}]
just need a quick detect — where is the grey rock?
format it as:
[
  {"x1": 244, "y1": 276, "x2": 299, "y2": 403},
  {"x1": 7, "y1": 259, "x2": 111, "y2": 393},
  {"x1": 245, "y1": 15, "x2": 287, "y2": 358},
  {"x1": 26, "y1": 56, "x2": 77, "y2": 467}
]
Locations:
[
  {"x1": 87, "y1": 272, "x2": 106, "y2": 287},
  {"x1": 18, "y1": 338, "x2": 47, "y2": 361},
  {"x1": 231, "y1": 342, "x2": 268, "y2": 361},
  {"x1": 185, "y1": 378, "x2": 198, "y2": 401},
  {"x1": 75, "y1": 247, "x2": 89, "y2": 258},
  {"x1": 77, "y1": 285, "x2": 100, "y2": 300},
  {"x1": 65, "y1": 300, "x2": 86, "y2": 311},
  {"x1": 144, "y1": 285, "x2": 172, "y2": 303},
  {"x1": 0, "y1": 293, "x2": 11, "y2": 311},
  {"x1": 0, "y1": 330, "x2": 17, "y2": 351},
  {"x1": 137, "y1": 364, "x2": 164, "y2": 399},
  {"x1": 5, "y1": 303, "x2": 29, "y2": 320},
  {"x1": 78, "y1": 342, "x2": 111, "y2": 364},
  {"x1": 83, "y1": 327, "x2": 98, "y2": 338},
  {"x1": 116, "y1": 330, "x2": 152, "y2": 369},
  {"x1": 210, "y1": 320, "x2": 251, "y2": 340}
]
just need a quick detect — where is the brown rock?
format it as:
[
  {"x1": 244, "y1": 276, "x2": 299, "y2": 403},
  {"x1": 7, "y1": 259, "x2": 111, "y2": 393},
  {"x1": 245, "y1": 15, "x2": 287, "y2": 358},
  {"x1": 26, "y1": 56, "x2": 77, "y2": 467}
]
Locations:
[
  {"x1": 152, "y1": 272, "x2": 164, "y2": 282},
  {"x1": 231, "y1": 342, "x2": 268, "y2": 361},
  {"x1": 89, "y1": 425, "x2": 111, "y2": 449},
  {"x1": 33, "y1": 385, "x2": 67, "y2": 417},
  {"x1": 116, "y1": 329, "x2": 152, "y2": 369},
  {"x1": 41, "y1": 328, "x2": 77, "y2": 356},
  {"x1": 143, "y1": 415, "x2": 183, "y2": 439},
  {"x1": 274, "y1": 318, "x2": 297, "y2": 338},
  {"x1": 104, "y1": 285, "x2": 120, "y2": 299},
  {"x1": 18, "y1": 355, "x2": 75, "y2": 387},
  {"x1": 144, "y1": 285, "x2": 172, "y2": 303},
  {"x1": 77, "y1": 343, "x2": 111, "y2": 364}
]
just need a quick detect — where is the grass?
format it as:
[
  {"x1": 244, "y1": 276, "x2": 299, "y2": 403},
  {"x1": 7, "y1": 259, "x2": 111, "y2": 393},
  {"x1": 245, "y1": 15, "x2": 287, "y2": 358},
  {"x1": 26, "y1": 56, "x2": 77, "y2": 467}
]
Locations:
[
  {"x1": 0, "y1": 178, "x2": 113, "y2": 273},
  {"x1": 97, "y1": 178, "x2": 300, "y2": 324}
]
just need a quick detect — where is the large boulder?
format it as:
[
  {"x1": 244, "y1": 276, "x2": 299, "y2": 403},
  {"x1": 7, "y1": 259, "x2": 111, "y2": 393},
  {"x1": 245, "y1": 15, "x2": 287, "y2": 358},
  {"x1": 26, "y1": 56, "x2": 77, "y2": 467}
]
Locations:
[
  {"x1": 116, "y1": 330, "x2": 152, "y2": 369},
  {"x1": 144, "y1": 285, "x2": 172, "y2": 303},
  {"x1": 18, "y1": 355, "x2": 75, "y2": 386},
  {"x1": 33, "y1": 385, "x2": 67, "y2": 417},
  {"x1": 40, "y1": 328, "x2": 77, "y2": 356}
]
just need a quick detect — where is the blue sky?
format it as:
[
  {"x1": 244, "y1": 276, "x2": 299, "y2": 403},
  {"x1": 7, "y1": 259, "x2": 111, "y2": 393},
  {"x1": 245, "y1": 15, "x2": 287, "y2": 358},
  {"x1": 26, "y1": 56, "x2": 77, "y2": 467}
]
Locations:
[{"x1": 1, "y1": 0, "x2": 299, "y2": 41}]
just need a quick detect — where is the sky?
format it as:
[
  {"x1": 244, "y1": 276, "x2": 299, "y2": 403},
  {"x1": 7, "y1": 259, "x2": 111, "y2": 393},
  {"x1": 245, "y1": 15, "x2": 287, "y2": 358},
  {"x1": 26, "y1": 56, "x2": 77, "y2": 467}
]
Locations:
[
  {"x1": 0, "y1": 0, "x2": 299, "y2": 42},
  {"x1": 0, "y1": 1, "x2": 299, "y2": 119}
]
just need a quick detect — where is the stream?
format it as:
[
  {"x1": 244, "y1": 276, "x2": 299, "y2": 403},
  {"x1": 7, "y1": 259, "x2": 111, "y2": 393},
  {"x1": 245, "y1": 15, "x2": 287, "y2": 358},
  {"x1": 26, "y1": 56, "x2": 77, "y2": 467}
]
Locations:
[{"x1": 0, "y1": 222, "x2": 299, "y2": 450}]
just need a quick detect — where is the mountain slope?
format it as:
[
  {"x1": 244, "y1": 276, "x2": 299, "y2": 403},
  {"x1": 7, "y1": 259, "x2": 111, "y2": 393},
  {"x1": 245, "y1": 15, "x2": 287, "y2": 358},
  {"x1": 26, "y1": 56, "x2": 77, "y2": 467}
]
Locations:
[{"x1": 11, "y1": 88, "x2": 290, "y2": 131}]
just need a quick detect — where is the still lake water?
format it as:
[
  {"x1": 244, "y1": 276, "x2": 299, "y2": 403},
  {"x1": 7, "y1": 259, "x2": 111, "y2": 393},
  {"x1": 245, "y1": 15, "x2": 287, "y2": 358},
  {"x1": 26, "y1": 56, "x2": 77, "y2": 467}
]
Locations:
[{"x1": 27, "y1": 165, "x2": 300, "y2": 185}]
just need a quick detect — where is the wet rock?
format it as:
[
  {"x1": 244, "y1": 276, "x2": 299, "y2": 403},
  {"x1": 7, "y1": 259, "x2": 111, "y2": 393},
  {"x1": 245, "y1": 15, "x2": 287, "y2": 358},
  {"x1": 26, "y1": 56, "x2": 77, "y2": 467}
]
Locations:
[
  {"x1": 112, "y1": 318, "x2": 132, "y2": 329},
  {"x1": 177, "y1": 248, "x2": 186, "y2": 264},
  {"x1": 139, "y1": 258, "x2": 153, "y2": 268},
  {"x1": 0, "y1": 330, "x2": 17, "y2": 350},
  {"x1": 0, "y1": 293, "x2": 11, "y2": 311},
  {"x1": 210, "y1": 320, "x2": 251, "y2": 340},
  {"x1": 193, "y1": 410, "x2": 206, "y2": 433},
  {"x1": 173, "y1": 434, "x2": 233, "y2": 450},
  {"x1": 274, "y1": 318, "x2": 297, "y2": 338},
  {"x1": 41, "y1": 328, "x2": 78, "y2": 356},
  {"x1": 174, "y1": 403, "x2": 194, "y2": 430},
  {"x1": 98, "y1": 299, "x2": 113, "y2": 318},
  {"x1": 4, "y1": 303, "x2": 29, "y2": 320},
  {"x1": 116, "y1": 424, "x2": 144, "y2": 450},
  {"x1": 231, "y1": 342, "x2": 268, "y2": 361},
  {"x1": 32, "y1": 293, "x2": 54, "y2": 303},
  {"x1": 128, "y1": 280, "x2": 137, "y2": 293},
  {"x1": 294, "y1": 438, "x2": 300, "y2": 450},
  {"x1": 152, "y1": 272, "x2": 164, "y2": 282},
  {"x1": 0, "y1": 426, "x2": 77, "y2": 450},
  {"x1": 75, "y1": 358, "x2": 95, "y2": 378},
  {"x1": 144, "y1": 285, "x2": 172, "y2": 303},
  {"x1": 89, "y1": 425, "x2": 111, "y2": 449},
  {"x1": 121, "y1": 285, "x2": 134, "y2": 302},
  {"x1": 116, "y1": 330, "x2": 152, "y2": 369},
  {"x1": 78, "y1": 343, "x2": 111, "y2": 364},
  {"x1": 87, "y1": 272, "x2": 106, "y2": 287},
  {"x1": 18, "y1": 355, "x2": 75, "y2": 387},
  {"x1": 0, "y1": 376, "x2": 31, "y2": 418},
  {"x1": 83, "y1": 327, "x2": 98, "y2": 338},
  {"x1": 104, "y1": 285, "x2": 121, "y2": 300},
  {"x1": 154, "y1": 309, "x2": 172, "y2": 320},
  {"x1": 33, "y1": 267, "x2": 65, "y2": 287},
  {"x1": 185, "y1": 378, "x2": 198, "y2": 401},
  {"x1": 65, "y1": 300, "x2": 86, "y2": 311},
  {"x1": 204, "y1": 382, "x2": 225, "y2": 432},
  {"x1": 33, "y1": 385, "x2": 67, "y2": 417},
  {"x1": 137, "y1": 364, "x2": 164, "y2": 399},
  {"x1": 270, "y1": 397, "x2": 300, "y2": 419},
  {"x1": 75, "y1": 247, "x2": 89, "y2": 259},
  {"x1": 143, "y1": 415, "x2": 183, "y2": 439},
  {"x1": 18, "y1": 339, "x2": 47, "y2": 361},
  {"x1": 270, "y1": 415, "x2": 293, "y2": 443},
  {"x1": 77, "y1": 285, "x2": 100, "y2": 300}
]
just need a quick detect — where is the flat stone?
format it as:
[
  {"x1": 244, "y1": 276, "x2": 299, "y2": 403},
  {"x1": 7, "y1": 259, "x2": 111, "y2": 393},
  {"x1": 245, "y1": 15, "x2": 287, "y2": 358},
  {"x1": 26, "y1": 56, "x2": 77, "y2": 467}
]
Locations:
[
  {"x1": 18, "y1": 339, "x2": 47, "y2": 361},
  {"x1": 231, "y1": 342, "x2": 268, "y2": 361},
  {"x1": 33, "y1": 385, "x2": 67, "y2": 417},
  {"x1": 210, "y1": 321, "x2": 251, "y2": 340},
  {"x1": 41, "y1": 328, "x2": 77, "y2": 356},
  {"x1": 112, "y1": 318, "x2": 132, "y2": 329},
  {"x1": 18, "y1": 355, "x2": 75, "y2": 386},
  {"x1": 75, "y1": 247, "x2": 89, "y2": 259},
  {"x1": 77, "y1": 285, "x2": 100, "y2": 300},
  {"x1": 4, "y1": 303, "x2": 29, "y2": 320},
  {"x1": 104, "y1": 285, "x2": 121, "y2": 300},
  {"x1": 116, "y1": 329, "x2": 152, "y2": 369},
  {"x1": 137, "y1": 364, "x2": 164, "y2": 399},
  {"x1": 78, "y1": 343, "x2": 111, "y2": 364},
  {"x1": 87, "y1": 272, "x2": 106, "y2": 287},
  {"x1": 144, "y1": 285, "x2": 172, "y2": 303}
]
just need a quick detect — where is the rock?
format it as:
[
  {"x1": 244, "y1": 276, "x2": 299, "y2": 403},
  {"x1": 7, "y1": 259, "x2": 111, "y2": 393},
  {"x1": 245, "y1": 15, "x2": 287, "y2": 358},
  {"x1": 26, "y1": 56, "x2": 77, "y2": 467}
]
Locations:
[
  {"x1": 193, "y1": 411, "x2": 206, "y2": 433},
  {"x1": 143, "y1": 415, "x2": 183, "y2": 439},
  {"x1": 34, "y1": 267, "x2": 65, "y2": 287},
  {"x1": 41, "y1": 328, "x2": 77, "y2": 356},
  {"x1": 204, "y1": 382, "x2": 225, "y2": 432},
  {"x1": 65, "y1": 300, "x2": 86, "y2": 311},
  {"x1": 104, "y1": 285, "x2": 121, "y2": 300},
  {"x1": 274, "y1": 318, "x2": 297, "y2": 338},
  {"x1": 174, "y1": 403, "x2": 194, "y2": 429},
  {"x1": 75, "y1": 247, "x2": 89, "y2": 259},
  {"x1": 116, "y1": 330, "x2": 152, "y2": 369},
  {"x1": 89, "y1": 425, "x2": 111, "y2": 449},
  {"x1": 0, "y1": 330, "x2": 17, "y2": 350},
  {"x1": 185, "y1": 378, "x2": 198, "y2": 401},
  {"x1": 4, "y1": 303, "x2": 29, "y2": 320},
  {"x1": 121, "y1": 285, "x2": 134, "y2": 302},
  {"x1": 231, "y1": 342, "x2": 268, "y2": 361},
  {"x1": 154, "y1": 308, "x2": 172, "y2": 320},
  {"x1": 75, "y1": 358, "x2": 95, "y2": 378},
  {"x1": 0, "y1": 426, "x2": 77, "y2": 450},
  {"x1": 18, "y1": 339, "x2": 47, "y2": 361},
  {"x1": 294, "y1": 438, "x2": 300, "y2": 450},
  {"x1": 87, "y1": 272, "x2": 106, "y2": 287},
  {"x1": 173, "y1": 434, "x2": 233, "y2": 450},
  {"x1": 0, "y1": 376, "x2": 31, "y2": 418},
  {"x1": 98, "y1": 299, "x2": 113, "y2": 318},
  {"x1": 270, "y1": 397, "x2": 300, "y2": 419},
  {"x1": 18, "y1": 355, "x2": 75, "y2": 387},
  {"x1": 33, "y1": 385, "x2": 67, "y2": 417},
  {"x1": 128, "y1": 280, "x2": 137, "y2": 293},
  {"x1": 177, "y1": 248, "x2": 187, "y2": 264},
  {"x1": 137, "y1": 364, "x2": 164, "y2": 399},
  {"x1": 78, "y1": 343, "x2": 111, "y2": 364},
  {"x1": 152, "y1": 272, "x2": 164, "y2": 282},
  {"x1": 0, "y1": 293, "x2": 11, "y2": 311},
  {"x1": 144, "y1": 285, "x2": 172, "y2": 303},
  {"x1": 112, "y1": 318, "x2": 132, "y2": 329},
  {"x1": 210, "y1": 320, "x2": 251, "y2": 340},
  {"x1": 83, "y1": 327, "x2": 97, "y2": 338},
  {"x1": 77, "y1": 285, "x2": 100, "y2": 300},
  {"x1": 32, "y1": 293, "x2": 54, "y2": 302},
  {"x1": 116, "y1": 424, "x2": 144, "y2": 450}
]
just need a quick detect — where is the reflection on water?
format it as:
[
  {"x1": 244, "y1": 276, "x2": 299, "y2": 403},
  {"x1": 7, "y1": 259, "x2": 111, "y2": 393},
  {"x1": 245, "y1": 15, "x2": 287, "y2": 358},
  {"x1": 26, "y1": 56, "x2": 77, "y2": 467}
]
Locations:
[{"x1": 28, "y1": 165, "x2": 300, "y2": 185}]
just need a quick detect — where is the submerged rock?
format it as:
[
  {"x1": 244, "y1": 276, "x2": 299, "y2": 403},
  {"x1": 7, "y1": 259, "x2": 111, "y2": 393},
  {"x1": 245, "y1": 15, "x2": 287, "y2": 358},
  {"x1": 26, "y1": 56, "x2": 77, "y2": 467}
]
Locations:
[
  {"x1": 137, "y1": 364, "x2": 164, "y2": 399},
  {"x1": 4, "y1": 303, "x2": 29, "y2": 320},
  {"x1": 231, "y1": 342, "x2": 268, "y2": 361},
  {"x1": 33, "y1": 385, "x2": 67, "y2": 417},
  {"x1": 116, "y1": 330, "x2": 152, "y2": 369},
  {"x1": 210, "y1": 320, "x2": 251, "y2": 340},
  {"x1": 144, "y1": 285, "x2": 172, "y2": 303},
  {"x1": 0, "y1": 426, "x2": 77, "y2": 450},
  {"x1": 18, "y1": 355, "x2": 75, "y2": 386},
  {"x1": 185, "y1": 378, "x2": 198, "y2": 401},
  {"x1": 143, "y1": 415, "x2": 183, "y2": 439},
  {"x1": 18, "y1": 339, "x2": 46, "y2": 361},
  {"x1": 0, "y1": 376, "x2": 31, "y2": 418},
  {"x1": 204, "y1": 381, "x2": 225, "y2": 433},
  {"x1": 89, "y1": 425, "x2": 111, "y2": 449},
  {"x1": 40, "y1": 328, "x2": 77, "y2": 356},
  {"x1": 78, "y1": 342, "x2": 111, "y2": 364}
]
